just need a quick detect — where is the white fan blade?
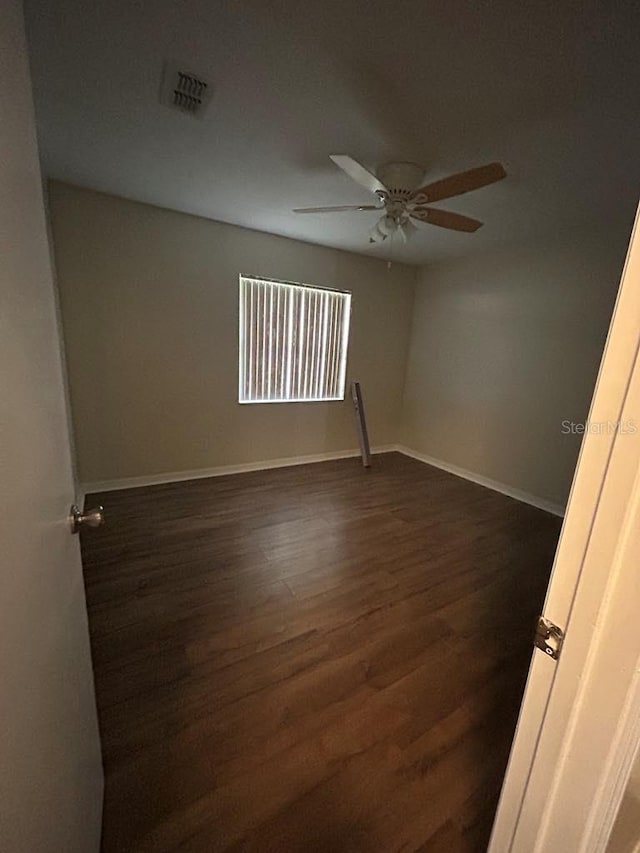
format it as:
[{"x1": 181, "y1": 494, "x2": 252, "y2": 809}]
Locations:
[
  {"x1": 293, "y1": 204, "x2": 382, "y2": 214},
  {"x1": 329, "y1": 155, "x2": 387, "y2": 195}
]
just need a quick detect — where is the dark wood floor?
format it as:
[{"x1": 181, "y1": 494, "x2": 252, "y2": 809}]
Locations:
[{"x1": 81, "y1": 452, "x2": 561, "y2": 852}]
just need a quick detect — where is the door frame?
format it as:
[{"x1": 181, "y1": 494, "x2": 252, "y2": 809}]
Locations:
[{"x1": 489, "y1": 204, "x2": 640, "y2": 852}]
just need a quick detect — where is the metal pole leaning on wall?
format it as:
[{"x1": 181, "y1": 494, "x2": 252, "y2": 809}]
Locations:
[{"x1": 350, "y1": 381, "x2": 371, "y2": 468}]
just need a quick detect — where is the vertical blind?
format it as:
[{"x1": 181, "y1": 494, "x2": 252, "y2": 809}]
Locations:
[{"x1": 239, "y1": 275, "x2": 351, "y2": 403}]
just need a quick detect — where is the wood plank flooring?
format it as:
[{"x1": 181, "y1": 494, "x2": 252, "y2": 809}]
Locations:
[{"x1": 81, "y1": 452, "x2": 562, "y2": 852}]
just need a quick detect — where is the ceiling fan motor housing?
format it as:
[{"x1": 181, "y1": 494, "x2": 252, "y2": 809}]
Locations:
[
  {"x1": 377, "y1": 162, "x2": 425, "y2": 197},
  {"x1": 374, "y1": 163, "x2": 425, "y2": 233}
]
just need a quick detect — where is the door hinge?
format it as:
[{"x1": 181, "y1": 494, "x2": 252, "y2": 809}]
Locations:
[{"x1": 535, "y1": 616, "x2": 565, "y2": 661}]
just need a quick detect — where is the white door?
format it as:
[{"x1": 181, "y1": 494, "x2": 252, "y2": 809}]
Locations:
[
  {"x1": 0, "y1": 2, "x2": 104, "y2": 851},
  {"x1": 489, "y1": 205, "x2": 640, "y2": 852}
]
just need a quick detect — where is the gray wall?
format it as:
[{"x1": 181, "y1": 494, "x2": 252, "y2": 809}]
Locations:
[
  {"x1": 49, "y1": 180, "x2": 632, "y2": 508},
  {"x1": 49, "y1": 181, "x2": 416, "y2": 484},
  {"x1": 400, "y1": 225, "x2": 631, "y2": 506}
]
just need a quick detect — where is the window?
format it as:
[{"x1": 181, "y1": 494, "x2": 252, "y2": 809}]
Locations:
[{"x1": 239, "y1": 275, "x2": 351, "y2": 404}]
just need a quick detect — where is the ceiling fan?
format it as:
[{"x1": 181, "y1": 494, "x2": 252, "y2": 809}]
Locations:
[{"x1": 293, "y1": 155, "x2": 506, "y2": 243}]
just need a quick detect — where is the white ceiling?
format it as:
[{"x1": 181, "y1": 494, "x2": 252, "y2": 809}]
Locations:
[{"x1": 25, "y1": 0, "x2": 640, "y2": 265}]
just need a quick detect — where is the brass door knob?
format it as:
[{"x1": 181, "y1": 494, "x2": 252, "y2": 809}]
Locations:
[{"x1": 69, "y1": 504, "x2": 104, "y2": 534}]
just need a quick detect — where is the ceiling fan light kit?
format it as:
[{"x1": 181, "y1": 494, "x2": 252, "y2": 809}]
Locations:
[{"x1": 294, "y1": 155, "x2": 507, "y2": 247}]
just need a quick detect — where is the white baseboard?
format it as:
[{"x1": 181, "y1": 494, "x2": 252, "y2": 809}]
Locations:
[
  {"x1": 395, "y1": 444, "x2": 565, "y2": 517},
  {"x1": 82, "y1": 445, "x2": 397, "y2": 494},
  {"x1": 82, "y1": 443, "x2": 565, "y2": 517}
]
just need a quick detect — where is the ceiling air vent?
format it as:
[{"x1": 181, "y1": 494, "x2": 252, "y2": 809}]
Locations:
[{"x1": 160, "y1": 61, "x2": 212, "y2": 118}]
